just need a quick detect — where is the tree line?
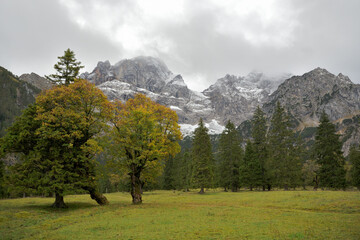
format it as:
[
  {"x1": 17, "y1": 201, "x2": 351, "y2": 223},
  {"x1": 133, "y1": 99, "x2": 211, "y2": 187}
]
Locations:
[{"x1": 161, "y1": 103, "x2": 360, "y2": 193}]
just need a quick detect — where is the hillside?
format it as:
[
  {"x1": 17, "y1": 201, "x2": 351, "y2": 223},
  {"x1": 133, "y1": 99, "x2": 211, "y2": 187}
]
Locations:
[{"x1": 0, "y1": 67, "x2": 40, "y2": 136}]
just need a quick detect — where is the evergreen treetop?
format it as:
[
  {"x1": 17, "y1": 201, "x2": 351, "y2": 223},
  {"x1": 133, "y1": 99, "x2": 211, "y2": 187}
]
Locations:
[{"x1": 46, "y1": 48, "x2": 84, "y2": 85}]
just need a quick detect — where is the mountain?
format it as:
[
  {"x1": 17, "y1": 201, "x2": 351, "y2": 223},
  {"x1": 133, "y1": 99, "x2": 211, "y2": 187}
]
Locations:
[
  {"x1": 19, "y1": 72, "x2": 54, "y2": 90},
  {"x1": 262, "y1": 67, "x2": 360, "y2": 155},
  {"x1": 202, "y1": 72, "x2": 289, "y2": 125},
  {"x1": 82, "y1": 57, "x2": 359, "y2": 154},
  {"x1": 0, "y1": 67, "x2": 40, "y2": 136},
  {"x1": 81, "y1": 56, "x2": 288, "y2": 134}
]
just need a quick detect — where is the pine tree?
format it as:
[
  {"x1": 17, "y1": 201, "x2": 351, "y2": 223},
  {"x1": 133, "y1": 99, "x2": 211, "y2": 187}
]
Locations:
[
  {"x1": 251, "y1": 106, "x2": 268, "y2": 190},
  {"x1": 46, "y1": 48, "x2": 84, "y2": 85},
  {"x1": 240, "y1": 140, "x2": 262, "y2": 190},
  {"x1": 267, "y1": 102, "x2": 302, "y2": 190},
  {"x1": 163, "y1": 156, "x2": 176, "y2": 190},
  {"x1": 191, "y1": 118, "x2": 214, "y2": 194},
  {"x1": 218, "y1": 121, "x2": 242, "y2": 192},
  {"x1": 349, "y1": 145, "x2": 360, "y2": 189},
  {"x1": 314, "y1": 112, "x2": 346, "y2": 189}
]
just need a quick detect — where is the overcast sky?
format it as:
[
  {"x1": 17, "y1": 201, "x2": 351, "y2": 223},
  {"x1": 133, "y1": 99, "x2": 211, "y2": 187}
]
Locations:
[{"x1": 0, "y1": 0, "x2": 359, "y2": 91}]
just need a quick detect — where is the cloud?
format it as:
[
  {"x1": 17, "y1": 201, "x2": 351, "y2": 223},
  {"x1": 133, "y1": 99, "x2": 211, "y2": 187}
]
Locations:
[{"x1": 0, "y1": 0, "x2": 359, "y2": 91}]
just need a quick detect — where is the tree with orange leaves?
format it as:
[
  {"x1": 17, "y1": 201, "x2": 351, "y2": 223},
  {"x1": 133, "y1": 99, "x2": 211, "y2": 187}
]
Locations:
[{"x1": 111, "y1": 94, "x2": 182, "y2": 204}]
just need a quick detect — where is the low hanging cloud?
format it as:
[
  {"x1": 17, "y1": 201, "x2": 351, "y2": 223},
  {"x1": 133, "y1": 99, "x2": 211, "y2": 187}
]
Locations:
[{"x1": 0, "y1": 0, "x2": 359, "y2": 91}]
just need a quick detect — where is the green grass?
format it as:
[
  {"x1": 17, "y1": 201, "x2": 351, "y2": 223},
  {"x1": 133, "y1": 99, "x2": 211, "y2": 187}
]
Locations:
[{"x1": 1, "y1": 190, "x2": 359, "y2": 239}]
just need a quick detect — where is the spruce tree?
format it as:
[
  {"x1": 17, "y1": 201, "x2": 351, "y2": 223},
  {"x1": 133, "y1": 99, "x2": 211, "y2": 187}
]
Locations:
[
  {"x1": 314, "y1": 112, "x2": 346, "y2": 189},
  {"x1": 349, "y1": 145, "x2": 360, "y2": 189},
  {"x1": 218, "y1": 121, "x2": 242, "y2": 192},
  {"x1": 251, "y1": 106, "x2": 268, "y2": 190},
  {"x1": 176, "y1": 151, "x2": 191, "y2": 191},
  {"x1": 46, "y1": 48, "x2": 84, "y2": 85},
  {"x1": 240, "y1": 140, "x2": 262, "y2": 190},
  {"x1": 268, "y1": 102, "x2": 302, "y2": 190},
  {"x1": 191, "y1": 118, "x2": 214, "y2": 194}
]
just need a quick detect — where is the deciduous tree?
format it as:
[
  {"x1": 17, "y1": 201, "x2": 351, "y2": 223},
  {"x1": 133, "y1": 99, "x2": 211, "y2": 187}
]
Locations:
[
  {"x1": 111, "y1": 94, "x2": 181, "y2": 204},
  {"x1": 1, "y1": 80, "x2": 112, "y2": 207}
]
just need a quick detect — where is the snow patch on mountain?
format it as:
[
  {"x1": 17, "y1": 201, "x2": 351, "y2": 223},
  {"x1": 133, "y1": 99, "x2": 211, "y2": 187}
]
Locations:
[{"x1": 180, "y1": 119, "x2": 225, "y2": 137}]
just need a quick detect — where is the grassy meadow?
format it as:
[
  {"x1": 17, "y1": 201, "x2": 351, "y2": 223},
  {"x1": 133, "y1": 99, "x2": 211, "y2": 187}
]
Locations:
[{"x1": 0, "y1": 190, "x2": 359, "y2": 239}]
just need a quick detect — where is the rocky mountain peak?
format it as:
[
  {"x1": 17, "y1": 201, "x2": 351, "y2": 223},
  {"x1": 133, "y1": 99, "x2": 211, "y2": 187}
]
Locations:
[
  {"x1": 96, "y1": 60, "x2": 111, "y2": 69},
  {"x1": 19, "y1": 72, "x2": 54, "y2": 90},
  {"x1": 337, "y1": 73, "x2": 352, "y2": 84},
  {"x1": 264, "y1": 67, "x2": 359, "y2": 123}
]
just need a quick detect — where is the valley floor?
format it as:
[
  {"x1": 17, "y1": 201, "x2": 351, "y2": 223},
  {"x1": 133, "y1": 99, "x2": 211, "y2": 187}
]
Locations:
[{"x1": 0, "y1": 190, "x2": 359, "y2": 239}]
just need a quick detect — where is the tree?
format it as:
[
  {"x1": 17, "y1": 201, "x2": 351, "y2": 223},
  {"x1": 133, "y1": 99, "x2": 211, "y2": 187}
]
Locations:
[
  {"x1": 240, "y1": 140, "x2": 257, "y2": 190},
  {"x1": 251, "y1": 106, "x2": 268, "y2": 190},
  {"x1": 314, "y1": 112, "x2": 346, "y2": 189},
  {"x1": 0, "y1": 155, "x2": 5, "y2": 197},
  {"x1": 218, "y1": 121, "x2": 242, "y2": 192},
  {"x1": 178, "y1": 151, "x2": 192, "y2": 191},
  {"x1": 111, "y1": 94, "x2": 181, "y2": 204},
  {"x1": 191, "y1": 118, "x2": 214, "y2": 194},
  {"x1": 1, "y1": 80, "x2": 112, "y2": 207},
  {"x1": 267, "y1": 102, "x2": 302, "y2": 190},
  {"x1": 46, "y1": 48, "x2": 84, "y2": 85},
  {"x1": 301, "y1": 159, "x2": 320, "y2": 189},
  {"x1": 349, "y1": 145, "x2": 360, "y2": 189}
]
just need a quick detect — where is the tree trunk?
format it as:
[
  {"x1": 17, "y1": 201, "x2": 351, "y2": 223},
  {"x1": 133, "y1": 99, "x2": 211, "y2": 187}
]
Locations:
[
  {"x1": 267, "y1": 184, "x2": 271, "y2": 191},
  {"x1": 199, "y1": 187, "x2": 205, "y2": 194},
  {"x1": 131, "y1": 171, "x2": 142, "y2": 204},
  {"x1": 52, "y1": 193, "x2": 67, "y2": 208},
  {"x1": 263, "y1": 185, "x2": 266, "y2": 191},
  {"x1": 250, "y1": 185, "x2": 253, "y2": 191},
  {"x1": 231, "y1": 186, "x2": 238, "y2": 192},
  {"x1": 313, "y1": 175, "x2": 319, "y2": 191},
  {"x1": 224, "y1": 187, "x2": 228, "y2": 192},
  {"x1": 89, "y1": 189, "x2": 109, "y2": 205},
  {"x1": 284, "y1": 184, "x2": 289, "y2": 191}
]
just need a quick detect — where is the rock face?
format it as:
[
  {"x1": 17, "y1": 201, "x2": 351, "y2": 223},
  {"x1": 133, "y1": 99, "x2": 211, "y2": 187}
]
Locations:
[
  {"x1": 262, "y1": 67, "x2": 360, "y2": 155},
  {"x1": 81, "y1": 56, "x2": 288, "y2": 135},
  {"x1": 203, "y1": 72, "x2": 288, "y2": 124},
  {"x1": 19, "y1": 72, "x2": 54, "y2": 90},
  {"x1": 81, "y1": 57, "x2": 360, "y2": 154}
]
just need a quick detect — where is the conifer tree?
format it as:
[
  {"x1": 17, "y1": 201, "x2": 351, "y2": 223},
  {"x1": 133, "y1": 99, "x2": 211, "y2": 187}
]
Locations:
[
  {"x1": 251, "y1": 106, "x2": 268, "y2": 190},
  {"x1": 218, "y1": 121, "x2": 242, "y2": 192},
  {"x1": 191, "y1": 118, "x2": 214, "y2": 194},
  {"x1": 180, "y1": 151, "x2": 192, "y2": 191},
  {"x1": 240, "y1": 140, "x2": 262, "y2": 190},
  {"x1": 163, "y1": 156, "x2": 176, "y2": 190},
  {"x1": 267, "y1": 102, "x2": 302, "y2": 190},
  {"x1": 46, "y1": 48, "x2": 84, "y2": 85},
  {"x1": 314, "y1": 112, "x2": 346, "y2": 189},
  {"x1": 349, "y1": 145, "x2": 360, "y2": 189}
]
